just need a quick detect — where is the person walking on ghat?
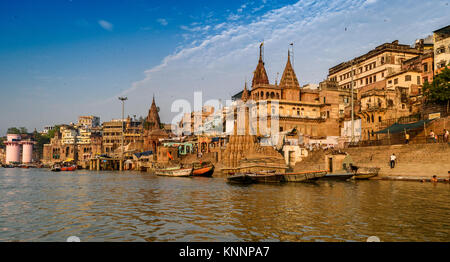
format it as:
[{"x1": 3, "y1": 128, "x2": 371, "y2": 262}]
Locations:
[
  {"x1": 443, "y1": 129, "x2": 449, "y2": 143},
  {"x1": 405, "y1": 132, "x2": 410, "y2": 144},
  {"x1": 390, "y1": 153, "x2": 396, "y2": 169},
  {"x1": 429, "y1": 130, "x2": 436, "y2": 143}
]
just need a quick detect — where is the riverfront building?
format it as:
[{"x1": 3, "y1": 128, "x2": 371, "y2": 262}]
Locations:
[{"x1": 433, "y1": 25, "x2": 450, "y2": 73}]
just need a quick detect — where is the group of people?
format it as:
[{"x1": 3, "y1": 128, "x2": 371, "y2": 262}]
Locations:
[
  {"x1": 428, "y1": 129, "x2": 449, "y2": 143},
  {"x1": 404, "y1": 129, "x2": 449, "y2": 144}
]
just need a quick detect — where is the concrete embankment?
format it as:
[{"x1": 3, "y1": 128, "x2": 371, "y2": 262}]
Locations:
[{"x1": 344, "y1": 143, "x2": 450, "y2": 181}]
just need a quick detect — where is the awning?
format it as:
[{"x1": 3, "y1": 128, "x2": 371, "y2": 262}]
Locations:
[
  {"x1": 375, "y1": 119, "x2": 434, "y2": 134},
  {"x1": 134, "y1": 151, "x2": 153, "y2": 158}
]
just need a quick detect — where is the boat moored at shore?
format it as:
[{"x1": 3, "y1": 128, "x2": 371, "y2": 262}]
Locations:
[
  {"x1": 155, "y1": 166, "x2": 193, "y2": 177},
  {"x1": 192, "y1": 161, "x2": 215, "y2": 177}
]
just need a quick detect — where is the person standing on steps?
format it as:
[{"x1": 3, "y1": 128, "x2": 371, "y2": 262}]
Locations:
[
  {"x1": 405, "y1": 132, "x2": 410, "y2": 144},
  {"x1": 390, "y1": 153, "x2": 396, "y2": 169}
]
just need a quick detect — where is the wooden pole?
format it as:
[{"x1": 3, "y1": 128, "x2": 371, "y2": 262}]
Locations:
[
  {"x1": 424, "y1": 122, "x2": 427, "y2": 143},
  {"x1": 388, "y1": 129, "x2": 391, "y2": 145}
]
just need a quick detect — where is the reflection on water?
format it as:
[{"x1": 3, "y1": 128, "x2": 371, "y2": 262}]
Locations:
[{"x1": 0, "y1": 168, "x2": 449, "y2": 242}]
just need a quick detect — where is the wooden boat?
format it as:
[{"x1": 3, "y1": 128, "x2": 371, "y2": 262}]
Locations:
[
  {"x1": 323, "y1": 172, "x2": 354, "y2": 181},
  {"x1": 51, "y1": 164, "x2": 61, "y2": 172},
  {"x1": 61, "y1": 165, "x2": 77, "y2": 171},
  {"x1": 155, "y1": 166, "x2": 192, "y2": 177},
  {"x1": 226, "y1": 173, "x2": 254, "y2": 184},
  {"x1": 192, "y1": 161, "x2": 215, "y2": 177},
  {"x1": 248, "y1": 173, "x2": 284, "y2": 183},
  {"x1": 281, "y1": 170, "x2": 327, "y2": 182},
  {"x1": 352, "y1": 167, "x2": 380, "y2": 180}
]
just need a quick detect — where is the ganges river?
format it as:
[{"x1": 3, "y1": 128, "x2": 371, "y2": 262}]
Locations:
[{"x1": 0, "y1": 168, "x2": 449, "y2": 242}]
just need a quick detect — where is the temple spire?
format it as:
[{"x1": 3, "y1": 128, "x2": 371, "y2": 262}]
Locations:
[
  {"x1": 279, "y1": 49, "x2": 299, "y2": 89},
  {"x1": 146, "y1": 95, "x2": 161, "y2": 130},
  {"x1": 241, "y1": 81, "x2": 249, "y2": 102},
  {"x1": 252, "y1": 42, "x2": 270, "y2": 88}
]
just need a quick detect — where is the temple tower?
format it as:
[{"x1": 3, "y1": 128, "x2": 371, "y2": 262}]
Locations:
[{"x1": 279, "y1": 50, "x2": 300, "y2": 100}]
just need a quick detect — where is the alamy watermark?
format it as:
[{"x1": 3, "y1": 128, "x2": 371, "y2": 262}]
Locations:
[{"x1": 170, "y1": 91, "x2": 280, "y2": 138}]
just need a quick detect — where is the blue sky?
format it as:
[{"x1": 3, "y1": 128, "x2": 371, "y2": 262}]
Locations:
[{"x1": 0, "y1": 0, "x2": 449, "y2": 135}]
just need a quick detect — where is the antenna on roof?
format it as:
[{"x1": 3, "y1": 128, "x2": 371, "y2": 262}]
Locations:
[
  {"x1": 290, "y1": 42, "x2": 294, "y2": 69},
  {"x1": 260, "y1": 40, "x2": 265, "y2": 63}
]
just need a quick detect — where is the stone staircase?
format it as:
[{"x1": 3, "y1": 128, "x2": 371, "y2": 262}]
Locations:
[{"x1": 345, "y1": 143, "x2": 450, "y2": 178}]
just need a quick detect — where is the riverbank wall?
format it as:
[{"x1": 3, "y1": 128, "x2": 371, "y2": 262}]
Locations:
[{"x1": 344, "y1": 143, "x2": 450, "y2": 180}]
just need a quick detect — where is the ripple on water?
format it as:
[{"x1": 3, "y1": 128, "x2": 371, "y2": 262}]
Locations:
[{"x1": 0, "y1": 169, "x2": 449, "y2": 241}]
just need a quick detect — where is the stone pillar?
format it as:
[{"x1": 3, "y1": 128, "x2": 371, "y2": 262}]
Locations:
[
  {"x1": 96, "y1": 159, "x2": 100, "y2": 171},
  {"x1": 119, "y1": 160, "x2": 123, "y2": 171}
]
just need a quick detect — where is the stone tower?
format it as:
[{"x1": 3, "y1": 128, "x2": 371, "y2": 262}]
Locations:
[
  {"x1": 146, "y1": 95, "x2": 161, "y2": 130},
  {"x1": 252, "y1": 43, "x2": 270, "y2": 88},
  {"x1": 241, "y1": 82, "x2": 249, "y2": 102},
  {"x1": 279, "y1": 50, "x2": 300, "y2": 100}
]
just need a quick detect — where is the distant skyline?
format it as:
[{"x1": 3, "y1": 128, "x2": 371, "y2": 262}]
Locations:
[{"x1": 1, "y1": 0, "x2": 449, "y2": 135}]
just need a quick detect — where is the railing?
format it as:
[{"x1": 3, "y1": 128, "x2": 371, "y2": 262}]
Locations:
[{"x1": 350, "y1": 134, "x2": 449, "y2": 147}]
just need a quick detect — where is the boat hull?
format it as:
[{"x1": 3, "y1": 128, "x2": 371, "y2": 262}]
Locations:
[
  {"x1": 156, "y1": 168, "x2": 192, "y2": 177},
  {"x1": 353, "y1": 167, "x2": 380, "y2": 180},
  {"x1": 282, "y1": 171, "x2": 327, "y2": 182},
  {"x1": 323, "y1": 172, "x2": 354, "y2": 181},
  {"x1": 192, "y1": 166, "x2": 215, "y2": 177},
  {"x1": 226, "y1": 174, "x2": 254, "y2": 184},
  {"x1": 249, "y1": 173, "x2": 284, "y2": 183},
  {"x1": 61, "y1": 166, "x2": 77, "y2": 171}
]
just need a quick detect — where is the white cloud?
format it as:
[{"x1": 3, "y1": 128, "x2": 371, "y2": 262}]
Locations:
[
  {"x1": 98, "y1": 20, "x2": 113, "y2": 31},
  {"x1": 157, "y1": 18, "x2": 168, "y2": 26},
  {"x1": 104, "y1": 0, "x2": 450, "y2": 123},
  {"x1": 237, "y1": 4, "x2": 247, "y2": 13}
]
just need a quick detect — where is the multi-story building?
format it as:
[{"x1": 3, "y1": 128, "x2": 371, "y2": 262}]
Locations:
[
  {"x1": 401, "y1": 51, "x2": 434, "y2": 84},
  {"x1": 78, "y1": 115, "x2": 100, "y2": 128},
  {"x1": 60, "y1": 126, "x2": 78, "y2": 145},
  {"x1": 433, "y1": 25, "x2": 450, "y2": 73},
  {"x1": 327, "y1": 40, "x2": 431, "y2": 141},
  {"x1": 241, "y1": 47, "x2": 347, "y2": 138},
  {"x1": 328, "y1": 40, "x2": 422, "y2": 91},
  {"x1": 102, "y1": 119, "x2": 126, "y2": 155},
  {"x1": 43, "y1": 125, "x2": 102, "y2": 164}
]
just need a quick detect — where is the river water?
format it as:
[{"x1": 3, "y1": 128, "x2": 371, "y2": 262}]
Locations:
[{"x1": 0, "y1": 168, "x2": 449, "y2": 242}]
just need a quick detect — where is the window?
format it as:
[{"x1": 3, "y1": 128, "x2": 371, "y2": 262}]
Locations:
[
  {"x1": 388, "y1": 80, "x2": 392, "y2": 84},
  {"x1": 423, "y1": 63, "x2": 428, "y2": 72},
  {"x1": 423, "y1": 77, "x2": 428, "y2": 83},
  {"x1": 381, "y1": 72, "x2": 384, "y2": 78},
  {"x1": 394, "y1": 78, "x2": 398, "y2": 85},
  {"x1": 405, "y1": 75, "x2": 411, "y2": 82},
  {"x1": 379, "y1": 116, "x2": 382, "y2": 122},
  {"x1": 373, "y1": 75, "x2": 377, "y2": 82},
  {"x1": 417, "y1": 76, "x2": 420, "y2": 85}
]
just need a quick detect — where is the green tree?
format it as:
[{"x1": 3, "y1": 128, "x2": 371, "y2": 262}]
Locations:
[
  {"x1": 19, "y1": 127, "x2": 28, "y2": 134},
  {"x1": 33, "y1": 130, "x2": 50, "y2": 159},
  {"x1": 423, "y1": 65, "x2": 450, "y2": 110},
  {"x1": 7, "y1": 127, "x2": 21, "y2": 134},
  {"x1": 47, "y1": 125, "x2": 61, "y2": 138}
]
